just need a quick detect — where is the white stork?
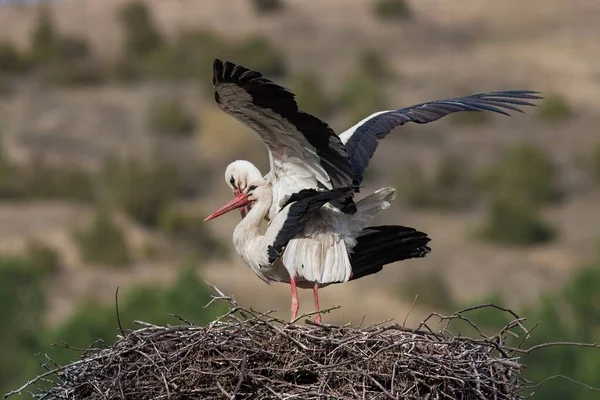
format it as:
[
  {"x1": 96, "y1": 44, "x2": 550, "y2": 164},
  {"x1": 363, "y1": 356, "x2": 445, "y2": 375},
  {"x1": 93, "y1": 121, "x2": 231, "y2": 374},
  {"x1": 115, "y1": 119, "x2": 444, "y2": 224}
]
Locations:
[
  {"x1": 212, "y1": 59, "x2": 542, "y2": 218},
  {"x1": 208, "y1": 59, "x2": 540, "y2": 322},
  {"x1": 205, "y1": 172, "x2": 431, "y2": 323}
]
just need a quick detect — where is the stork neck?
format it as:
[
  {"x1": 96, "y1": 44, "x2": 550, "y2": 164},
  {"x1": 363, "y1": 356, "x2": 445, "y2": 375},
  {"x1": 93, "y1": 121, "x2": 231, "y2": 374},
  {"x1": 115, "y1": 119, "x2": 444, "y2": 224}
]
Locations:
[{"x1": 234, "y1": 194, "x2": 271, "y2": 238}]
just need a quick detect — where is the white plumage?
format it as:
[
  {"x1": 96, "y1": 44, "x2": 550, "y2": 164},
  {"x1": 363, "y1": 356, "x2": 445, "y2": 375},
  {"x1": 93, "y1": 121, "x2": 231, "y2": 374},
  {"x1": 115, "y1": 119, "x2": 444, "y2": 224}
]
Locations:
[
  {"x1": 209, "y1": 161, "x2": 398, "y2": 323},
  {"x1": 209, "y1": 59, "x2": 538, "y2": 323}
]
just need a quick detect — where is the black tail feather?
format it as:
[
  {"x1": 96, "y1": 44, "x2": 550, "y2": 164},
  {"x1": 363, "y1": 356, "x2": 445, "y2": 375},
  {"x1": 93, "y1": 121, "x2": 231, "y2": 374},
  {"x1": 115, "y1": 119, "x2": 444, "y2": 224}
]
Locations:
[{"x1": 349, "y1": 225, "x2": 431, "y2": 281}]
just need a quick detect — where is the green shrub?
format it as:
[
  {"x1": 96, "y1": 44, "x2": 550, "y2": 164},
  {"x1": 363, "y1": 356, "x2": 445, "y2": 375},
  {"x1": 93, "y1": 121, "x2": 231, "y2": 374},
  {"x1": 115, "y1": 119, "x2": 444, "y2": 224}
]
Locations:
[
  {"x1": 0, "y1": 42, "x2": 28, "y2": 73},
  {"x1": 0, "y1": 258, "x2": 48, "y2": 395},
  {"x1": 75, "y1": 208, "x2": 131, "y2": 267},
  {"x1": 481, "y1": 143, "x2": 561, "y2": 205},
  {"x1": 477, "y1": 196, "x2": 557, "y2": 246},
  {"x1": 358, "y1": 48, "x2": 393, "y2": 82},
  {"x1": 397, "y1": 156, "x2": 477, "y2": 210},
  {"x1": 289, "y1": 72, "x2": 329, "y2": 118},
  {"x1": 0, "y1": 154, "x2": 95, "y2": 201},
  {"x1": 0, "y1": 162, "x2": 22, "y2": 198},
  {"x1": 18, "y1": 156, "x2": 96, "y2": 201},
  {"x1": 159, "y1": 207, "x2": 228, "y2": 259},
  {"x1": 30, "y1": 7, "x2": 60, "y2": 65},
  {"x1": 39, "y1": 59, "x2": 106, "y2": 86},
  {"x1": 148, "y1": 98, "x2": 197, "y2": 137},
  {"x1": 252, "y1": 0, "x2": 285, "y2": 14},
  {"x1": 26, "y1": 240, "x2": 61, "y2": 273},
  {"x1": 373, "y1": 0, "x2": 412, "y2": 21},
  {"x1": 399, "y1": 271, "x2": 456, "y2": 311},
  {"x1": 0, "y1": 76, "x2": 10, "y2": 97},
  {"x1": 591, "y1": 143, "x2": 600, "y2": 183},
  {"x1": 118, "y1": 1, "x2": 164, "y2": 59},
  {"x1": 29, "y1": 7, "x2": 102, "y2": 86},
  {"x1": 538, "y1": 93, "x2": 573, "y2": 121},
  {"x1": 338, "y1": 70, "x2": 386, "y2": 125},
  {"x1": 102, "y1": 157, "x2": 180, "y2": 227},
  {"x1": 233, "y1": 36, "x2": 287, "y2": 77}
]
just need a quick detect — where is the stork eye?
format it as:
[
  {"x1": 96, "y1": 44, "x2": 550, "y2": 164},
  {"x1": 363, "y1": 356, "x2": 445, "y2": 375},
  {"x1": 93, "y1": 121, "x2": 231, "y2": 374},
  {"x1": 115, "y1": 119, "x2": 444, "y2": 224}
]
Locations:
[
  {"x1": 248, "y1": 185, "x2": 257, "y2": 192},
  {"x1": 229, "y1": 176, "x2": 236, "y2": 188}
]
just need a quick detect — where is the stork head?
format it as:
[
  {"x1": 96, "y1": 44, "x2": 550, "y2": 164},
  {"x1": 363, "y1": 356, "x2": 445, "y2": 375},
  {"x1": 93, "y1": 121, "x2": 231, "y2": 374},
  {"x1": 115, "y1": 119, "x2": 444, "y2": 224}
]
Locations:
[
  {"x1": 224, "y1": 160, "x2": 264, "y2": 218},
  {"x1": 204, "y1": 178, "x2": 270, "y2": 222}
]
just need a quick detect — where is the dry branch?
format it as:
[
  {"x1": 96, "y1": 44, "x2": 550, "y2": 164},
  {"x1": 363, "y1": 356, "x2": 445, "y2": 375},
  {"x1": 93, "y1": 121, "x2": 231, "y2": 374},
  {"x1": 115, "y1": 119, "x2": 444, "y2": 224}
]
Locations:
[{"x1": 5, "y1": 291, "x2": 599, "y2": 400}]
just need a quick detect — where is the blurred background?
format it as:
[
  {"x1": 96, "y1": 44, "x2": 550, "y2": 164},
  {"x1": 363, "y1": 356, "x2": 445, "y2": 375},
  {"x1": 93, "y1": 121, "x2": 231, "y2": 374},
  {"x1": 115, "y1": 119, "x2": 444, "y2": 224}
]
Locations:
[{"x1": 0, "y1": 0, "x2": 599, "y2": 398}]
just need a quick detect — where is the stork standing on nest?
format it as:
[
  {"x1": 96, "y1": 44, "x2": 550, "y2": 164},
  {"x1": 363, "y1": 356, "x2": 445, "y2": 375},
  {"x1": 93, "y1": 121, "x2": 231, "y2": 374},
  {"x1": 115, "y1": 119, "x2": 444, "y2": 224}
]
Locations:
[
  {"x1": 207, "y1": 59, "x2": 541, "y2": 323},
  {"x1": 205, "y1": 173, "x2": 431, "y2": 323}
]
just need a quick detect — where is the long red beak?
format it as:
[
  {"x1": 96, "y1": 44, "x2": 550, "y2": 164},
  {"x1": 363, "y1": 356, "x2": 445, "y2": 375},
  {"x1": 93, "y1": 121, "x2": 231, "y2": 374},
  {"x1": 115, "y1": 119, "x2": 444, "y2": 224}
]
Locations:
[{"x1": 204, "y1": 192, "x2": 251, "y2": 222}]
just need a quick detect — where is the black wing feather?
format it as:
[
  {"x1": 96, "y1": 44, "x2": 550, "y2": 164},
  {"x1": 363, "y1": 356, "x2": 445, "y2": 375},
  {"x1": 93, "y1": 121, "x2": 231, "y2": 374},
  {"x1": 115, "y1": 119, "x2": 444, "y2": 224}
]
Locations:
[
  {"x1": 349, "y1": 225, "x2": 431, "y2": 281},
  {"x1": 345, "y1": 90, "x2": 542, "y2": 186},
  {"x1": 267, "y1": 186, "x2": 355, "y2": 264},
  {"x1": 213, "y1": 59, "x2": 353, "y2": 190}
]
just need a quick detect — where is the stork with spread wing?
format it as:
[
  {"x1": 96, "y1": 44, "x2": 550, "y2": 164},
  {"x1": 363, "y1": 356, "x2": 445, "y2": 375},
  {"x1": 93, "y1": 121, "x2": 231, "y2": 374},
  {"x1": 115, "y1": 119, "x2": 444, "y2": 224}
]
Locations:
[{"x1": 207, "y1": 59, "x2": 540, "y2": 323}]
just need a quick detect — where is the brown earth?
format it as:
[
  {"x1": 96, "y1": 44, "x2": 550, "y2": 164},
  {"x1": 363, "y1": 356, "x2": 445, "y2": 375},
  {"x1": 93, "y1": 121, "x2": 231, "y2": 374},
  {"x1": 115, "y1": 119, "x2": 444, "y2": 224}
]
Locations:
[{"x1": 0, "y1": 0, "x2": 599, "y2": 327}]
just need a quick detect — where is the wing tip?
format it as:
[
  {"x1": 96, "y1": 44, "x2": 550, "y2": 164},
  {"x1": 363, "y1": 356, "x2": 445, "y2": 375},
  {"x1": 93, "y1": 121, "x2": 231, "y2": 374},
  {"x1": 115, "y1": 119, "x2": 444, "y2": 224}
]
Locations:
[{"x1": 212, "y1": 58, "x2": 263, "y2": 87}]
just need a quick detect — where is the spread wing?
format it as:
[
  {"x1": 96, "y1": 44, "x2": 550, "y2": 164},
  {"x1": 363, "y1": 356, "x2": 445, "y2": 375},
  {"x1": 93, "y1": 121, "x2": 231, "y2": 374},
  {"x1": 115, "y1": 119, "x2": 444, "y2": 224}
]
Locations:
[
  {"x1": 339, "y1": 90, "x2": 542, "y2": 186},
  {"x1": 213, "y1": 59, "x2": 353, "y2": 209}
]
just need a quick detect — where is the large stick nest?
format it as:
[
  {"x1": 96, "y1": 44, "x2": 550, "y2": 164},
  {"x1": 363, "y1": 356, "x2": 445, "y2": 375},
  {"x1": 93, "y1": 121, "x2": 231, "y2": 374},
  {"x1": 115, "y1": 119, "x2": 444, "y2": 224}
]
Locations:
[{"x1": 7, "y1": 289, "x2": 594, "y2": 399}]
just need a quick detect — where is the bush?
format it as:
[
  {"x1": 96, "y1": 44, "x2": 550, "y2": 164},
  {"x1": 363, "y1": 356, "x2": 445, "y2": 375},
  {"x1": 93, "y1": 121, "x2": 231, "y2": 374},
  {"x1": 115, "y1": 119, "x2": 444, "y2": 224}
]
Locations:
[
  {"x1": 159, "y1": 207, "x2": 228, "y2": 259},
  {"x1": 118, "y1": 1, "x2": 163, "y2": 59},
  {"x1": 0, "y1": 258, "x2": 48, "y2": 395},
  {"x1": 17, "y1": 155, "x2": 96, "y2": 201},
  {"x1": 481, "y1": 143, "x2": 561, "y2": 205},
  {"x1": 289, "y1": 72, "x2": 329, "y2": 118},
  {"x1": 0, "y1": 153, "x2": 95, "y2": 201},
  {"x1": 252, "y1": 0, "x2": 285, "y2": 14},
  {"x1": 39, "y1": 59, "x2": 107, "y2": 86},
  {"x1": 30, "y1": 7, "x2": 60, "y2": 65},
  {"x1": 477, "y1": 196, "x2": 557, "y2": 246},
  {"x1": 338, "y1": 70, "x2": 386, "y2": 125},
  {"x1": 399, "y1": 271, "x2": 456, "y2": 311},
  {"x1": 591, "y1": 143, "x2": 600, "y2": 183},
  {"x1": 75, "y1": 208, "x2": 131, "y2": 267},
  {"x1": 148, "y1": 98, "x2": 197, "y2": 137},
  {"x1": 397, "y1": 156, "x2": 477, "y2": 210},
  {"x1": 29, "y1": 6, "x2": 102, "y2": 86},
  {"x1": 26, "y1": 240, "x2": 61, "y2": 274},
  {"x1": 0, "y1": 42, "x2": 28, "y2": 74},
  {"x1": 373, "y1": 0, "x2": 412, "y2": 22},
  {"x1": 358, "y1": 48, "x2": 393, "y2": 82},
  {"x1": 538, "y1": 93, "x2": 573, "y2": 121},
  {"x1": 102, "y1": 157, "x2": 180, "y2": 227},
  {"x1": 233, "y1": 36, "x2": 287, "y2": 77}
]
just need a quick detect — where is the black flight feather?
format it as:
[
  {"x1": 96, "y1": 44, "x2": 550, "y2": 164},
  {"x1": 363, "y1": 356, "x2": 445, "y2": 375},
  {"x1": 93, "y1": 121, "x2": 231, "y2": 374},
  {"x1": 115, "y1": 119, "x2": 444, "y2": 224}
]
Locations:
[
  {"x1": 213, "y1": 59, "x2": 354, "y2": 192},
  {"x1": 267, "y1": 186, "x2": 355, "y2": 264},
  {"x1": 348, "y1": 225, "x2": 431, "y2": 281},
  {"x1": 345, "y1": 90, "x2": 543, "y2": 186}
]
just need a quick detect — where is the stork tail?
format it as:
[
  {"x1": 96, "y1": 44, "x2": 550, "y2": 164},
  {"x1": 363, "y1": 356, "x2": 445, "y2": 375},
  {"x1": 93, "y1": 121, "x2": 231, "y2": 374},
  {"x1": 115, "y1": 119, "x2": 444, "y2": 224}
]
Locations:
[{"x1": 349, "y1": 225, "x2": 431, "y2": 281}]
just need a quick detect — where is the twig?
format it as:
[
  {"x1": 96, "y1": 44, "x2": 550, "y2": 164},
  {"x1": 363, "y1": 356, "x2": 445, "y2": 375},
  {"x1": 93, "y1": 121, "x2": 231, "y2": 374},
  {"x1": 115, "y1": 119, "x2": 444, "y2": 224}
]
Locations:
[
  {"x1": 115, "y1": 286, "x2": 126, "y2": 338},
  {"x1": 231, "y1": 355, "x2": 247, "y2": 399},
  {"x1": 403, "y1": 294, "x2": 419, "y2": 328}
]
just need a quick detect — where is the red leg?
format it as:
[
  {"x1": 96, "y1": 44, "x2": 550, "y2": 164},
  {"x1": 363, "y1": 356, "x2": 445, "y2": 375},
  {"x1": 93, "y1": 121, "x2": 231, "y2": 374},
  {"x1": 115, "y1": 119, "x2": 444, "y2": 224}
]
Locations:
[
  {"x1": 313, "y1": 282, "x2": 321, "y2": 324},
  {"x1": 290, "y1": 277, "x2": 299, "y2": 322}
]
